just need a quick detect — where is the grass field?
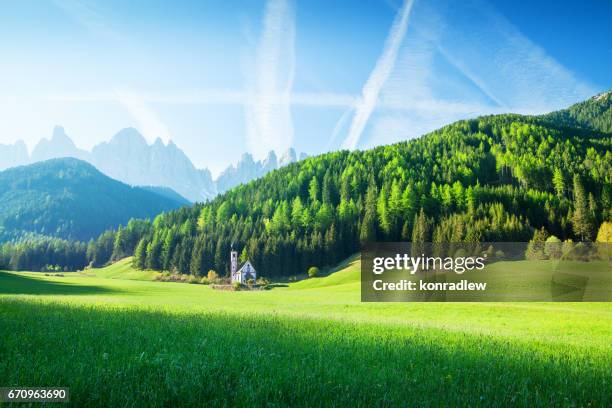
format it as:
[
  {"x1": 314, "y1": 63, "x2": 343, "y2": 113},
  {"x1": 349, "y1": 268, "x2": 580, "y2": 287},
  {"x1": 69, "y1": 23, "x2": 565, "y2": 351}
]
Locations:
[{"x1": 1, "y1": 256, "x2": 611, "y2": 406}]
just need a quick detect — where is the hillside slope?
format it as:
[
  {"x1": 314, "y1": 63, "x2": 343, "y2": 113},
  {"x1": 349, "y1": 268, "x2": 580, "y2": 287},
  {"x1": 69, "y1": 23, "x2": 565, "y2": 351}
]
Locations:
[
  {"x1": 0, "y1": 158, "x2": 186, "y2": 241},
  {"x1": 80, "y1": 257, "x2": 160, "y2": 281},
  {"x1": 542, "y1": 90, "x2": 612, "y2": 133}
]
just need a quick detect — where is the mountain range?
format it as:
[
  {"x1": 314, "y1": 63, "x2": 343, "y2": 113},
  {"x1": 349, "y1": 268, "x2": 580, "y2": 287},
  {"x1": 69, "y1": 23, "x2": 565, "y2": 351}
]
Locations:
[{"x1": 0, "y1": 127, "x2": 307, "y2": 203}]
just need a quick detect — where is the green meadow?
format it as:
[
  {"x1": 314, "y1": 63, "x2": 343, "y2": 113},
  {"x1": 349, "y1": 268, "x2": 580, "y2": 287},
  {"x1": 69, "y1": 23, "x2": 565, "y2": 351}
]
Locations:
[{"x1": 1, "y1": 256, "x2": 611, "y2": 407}]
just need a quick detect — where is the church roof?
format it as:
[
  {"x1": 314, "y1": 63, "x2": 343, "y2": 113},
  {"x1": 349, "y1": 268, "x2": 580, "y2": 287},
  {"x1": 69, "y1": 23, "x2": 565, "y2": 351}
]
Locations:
[{"x1": 237, "y1": 260, "x2": 256, "y2": 273}]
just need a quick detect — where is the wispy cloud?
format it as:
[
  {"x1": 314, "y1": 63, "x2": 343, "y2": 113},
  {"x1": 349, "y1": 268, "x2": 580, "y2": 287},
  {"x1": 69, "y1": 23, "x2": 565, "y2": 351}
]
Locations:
[
  {"x1": 337, "y1": 0, "x2": 595, "y2": 150},
  {"x1": 52, "y1": 0, "x2": 121, "y2": 40},
  {"x1": 340, "y1": 0, "x2": 415, "y2": 150},
  {"x1": 410, "y1": 0, "x2": 595, "y2": 113},
  {"x1": 48, "y1": 89, "x2": 355, "y2": 108},
  {"x1": 245, "y1": 0, "x2": 296, "y2": 159}
]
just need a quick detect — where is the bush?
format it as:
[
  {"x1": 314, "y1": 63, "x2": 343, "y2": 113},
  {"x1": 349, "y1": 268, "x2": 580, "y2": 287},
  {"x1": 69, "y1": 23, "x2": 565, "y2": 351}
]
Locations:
[
  {"x1": 188, "y1": 275, "x2": 200, "y2": 284},
  {"x1": 256, "y1": 277, "x2": 270, "y2": 286},
  {"x1": 544, "y1": 236, "x2": 562, "y2": 259},
  {"x1": 596, "y1": 221, "x2": 612, "y2": 243},
  {"x1": 207, "y1": 270, "x2": 219, "y2": 282},
  {"x1": 308, "y1": 266, "x2": 319, "y2": 278},
  {"x1": 200, "y1": 277, "x2": 210, "y2": 285},
  {"x1": 526, "y1": 228, "x2": 549, "y2": 260},
  {"x1": 232, "y1": 281, "x2": 242, "y2": 291}
]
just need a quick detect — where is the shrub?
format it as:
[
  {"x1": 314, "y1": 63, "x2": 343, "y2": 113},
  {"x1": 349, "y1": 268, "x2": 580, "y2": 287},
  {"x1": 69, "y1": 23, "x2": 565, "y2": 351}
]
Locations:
[
  {"x1": 526, "y1": 228, "x2": 549, "y2": 260},
  {"x1": 596, "y1": 221, "x2": 612, "y2": 243},
  {"x1": 232, "y1": 281, "x2": 242, "y2": 291},
  {"x1": 207, "y1": 270, "x2": 219, "y2": 282},
  {"x1": 308, "y1": 267, "x2": 319, "y2": 278},
  {"x1": 256, "y1": 277, "x2": 270, "y2": 286},
  {"x1": 188, "y1": 275, "x2": 200, "y2": 284},
  {"x1": 544, "y1": 236, "x2": 563, "y2": 259},
  {"x1": 200, "y1": 277, "x2": 210, "y2": 285}
]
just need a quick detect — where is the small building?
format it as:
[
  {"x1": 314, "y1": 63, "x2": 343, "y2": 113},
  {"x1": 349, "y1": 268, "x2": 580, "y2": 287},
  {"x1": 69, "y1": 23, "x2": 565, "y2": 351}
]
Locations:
[{"x1": 230, "y1": 246, "x2": 257, "y2": 284}]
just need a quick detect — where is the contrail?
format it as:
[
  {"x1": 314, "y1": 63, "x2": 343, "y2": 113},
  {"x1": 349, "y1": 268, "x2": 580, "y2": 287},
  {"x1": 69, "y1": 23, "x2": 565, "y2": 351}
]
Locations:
[
  {"x1": 341, "y1": 0, "x2": 415, "y2": 150},
  {"x1": 246, "y1": 0, "x2": 296, "y2": 159}
]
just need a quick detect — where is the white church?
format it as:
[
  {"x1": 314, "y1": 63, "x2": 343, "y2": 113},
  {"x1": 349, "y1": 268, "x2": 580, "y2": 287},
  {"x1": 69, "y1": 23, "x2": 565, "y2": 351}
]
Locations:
[{"x1": 230, "y1": 246, "x2": 257, "y2": 284}]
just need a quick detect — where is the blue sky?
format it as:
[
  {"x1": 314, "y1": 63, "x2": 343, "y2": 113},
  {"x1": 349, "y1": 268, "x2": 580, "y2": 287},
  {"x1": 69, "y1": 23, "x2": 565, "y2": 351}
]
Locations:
[{"x1": 0, "y1": 0, "x2": 610, "y2": 175}]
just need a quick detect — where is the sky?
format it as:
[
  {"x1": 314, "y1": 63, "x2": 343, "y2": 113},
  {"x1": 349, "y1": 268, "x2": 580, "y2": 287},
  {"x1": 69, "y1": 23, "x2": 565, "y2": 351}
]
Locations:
[{"x1": 0, "y1": 0, "x2": 610, "y2": 176}]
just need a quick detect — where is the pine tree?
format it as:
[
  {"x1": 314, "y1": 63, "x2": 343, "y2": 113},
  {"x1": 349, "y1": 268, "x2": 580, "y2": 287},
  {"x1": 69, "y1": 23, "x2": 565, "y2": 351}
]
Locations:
[
  {"x1": 572, "y1": 175, "x2": 594, "y2": 240},
  {"x1": 189, "y1": 245, "x2": 203, "y2": 276},
  {"x1": 145, "y1": 237, "x2": 162, "y2": 270},
  {"x1": 411, "y1": 208, "x2": 428, "y2": 258},
  {"x1": 111, "y1": 226, "x2": 126, "y2": 261},
  {"x1": 324, "y1": 223, "x2": 337, "y2": 265},
  {"x1": 411, "y1": 208, "x2": 428, "y2": 244},
  {"x1": 552, "y1": 168, "x2": 565, "y2": 198},
  {"x1": 309, "y1": 177, "x2": 320, "y2": 203},
  {"x1": 133, "y1": 238, "x2": 147, "y2": 269},
  {"x1": 161, "y1": 229, "x2": 177, "y2": 270},
  {"x1": 239, "y1": 247, "x2": 248, "y2": 263},
  {"x1": 377, "y1": 186, "x2": 391, "y2": 237},
  {"x1": 322, "y1": 170, "x2": 335, "y2": 205},
  {"x1": 360, "y1": 180, "x2": 378, "y2": 245},
  {"x1": 214, "y1": 238, "x2": 225, "y2": 276}
]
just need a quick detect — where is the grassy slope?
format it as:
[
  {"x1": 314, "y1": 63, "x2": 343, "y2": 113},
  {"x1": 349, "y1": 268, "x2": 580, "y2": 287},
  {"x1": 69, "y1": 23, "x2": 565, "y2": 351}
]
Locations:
[
  {"x1": 1, "y1": 258, "x2": 611, "y2": 406},
  {"x1": 78, "y1": 257, "x2": 160, "y2": 281}
]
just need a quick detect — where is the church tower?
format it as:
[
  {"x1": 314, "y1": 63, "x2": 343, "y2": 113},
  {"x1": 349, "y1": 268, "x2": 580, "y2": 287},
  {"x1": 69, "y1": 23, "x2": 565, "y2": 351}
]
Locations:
[{"x1": 230, "y1": 244, "x2": 238, "y2": 276}]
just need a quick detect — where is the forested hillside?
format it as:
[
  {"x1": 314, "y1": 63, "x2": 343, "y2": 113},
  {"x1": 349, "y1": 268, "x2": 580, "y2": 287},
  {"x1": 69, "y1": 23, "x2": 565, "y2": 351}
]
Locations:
[
  {"x1": 2, "y1": 95, "x2": 610, "y2": 274},
  {"x1": 0, "y1": 158, "x2": 186, "y2": 242},
  {"x1": 542, "y1": 91, "x2": 612, "y2": 133}
]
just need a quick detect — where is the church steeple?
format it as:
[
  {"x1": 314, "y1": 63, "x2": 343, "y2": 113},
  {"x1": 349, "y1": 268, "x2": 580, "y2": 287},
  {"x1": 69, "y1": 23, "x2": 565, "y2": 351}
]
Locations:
[{"x1": 230, "y1": 243, "x2": 238, "y2": 276}]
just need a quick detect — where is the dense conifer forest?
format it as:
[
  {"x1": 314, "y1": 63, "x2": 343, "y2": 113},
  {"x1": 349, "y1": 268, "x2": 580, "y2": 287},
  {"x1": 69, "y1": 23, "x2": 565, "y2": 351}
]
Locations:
[{"x1": 1, "y1": 94, "x2": 610, "y2": 275}]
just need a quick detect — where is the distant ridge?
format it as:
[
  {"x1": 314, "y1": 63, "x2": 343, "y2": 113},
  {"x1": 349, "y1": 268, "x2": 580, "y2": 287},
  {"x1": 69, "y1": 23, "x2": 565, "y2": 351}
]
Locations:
[
  {"x1": 139, "y1": 186, "x2": 191, "y2": 205},
  {"x1": 0, "y1": 158, "x2": 186, "y2": 241},
  {"x1": 541, "y1": 90, "x2": 612, "y2": 133}
]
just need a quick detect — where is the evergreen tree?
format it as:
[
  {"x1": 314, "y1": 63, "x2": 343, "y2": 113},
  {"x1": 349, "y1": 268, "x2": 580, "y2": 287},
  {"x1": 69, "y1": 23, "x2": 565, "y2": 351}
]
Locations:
[
  {"x1": 133, "y1": 238, "x2": 147, "y2": 269},
  {"x1": 146, "y1": 237, "x2": 162, "y2": 270},
  {"x1": 189, "y1": 240, "x2": 204, "y2": 276},
  {"x1": 552, "y1": 168, "x2": 565, "y2": 198},
  {"x1": 360, "y1": 180, "x2": 378, "y2": 245},
  {"x1": 239, "y1": 247, "x2": 248, "y2": 263},
  {"x1": 572, "y1": 175, "x2": 595, "y2": 240},
  {"x1": 411, "y1": 208, "x2": 428, "y2": 244}
]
